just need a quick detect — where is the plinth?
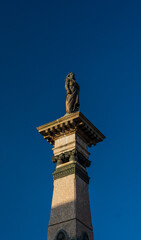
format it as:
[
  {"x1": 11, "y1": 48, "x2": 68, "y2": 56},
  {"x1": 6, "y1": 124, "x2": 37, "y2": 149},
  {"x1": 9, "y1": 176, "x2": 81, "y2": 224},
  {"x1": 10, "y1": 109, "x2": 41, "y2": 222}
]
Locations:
[{"x1": 37, "y1": 111, "x2": 105, "y2": 240}]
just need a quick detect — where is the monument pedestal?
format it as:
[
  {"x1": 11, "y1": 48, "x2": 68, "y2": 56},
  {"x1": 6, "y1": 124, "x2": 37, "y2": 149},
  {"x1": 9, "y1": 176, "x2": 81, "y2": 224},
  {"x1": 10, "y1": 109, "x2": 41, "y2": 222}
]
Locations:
[{"x1": 37, "y1": 112, "x2": 105, "y2": 240}]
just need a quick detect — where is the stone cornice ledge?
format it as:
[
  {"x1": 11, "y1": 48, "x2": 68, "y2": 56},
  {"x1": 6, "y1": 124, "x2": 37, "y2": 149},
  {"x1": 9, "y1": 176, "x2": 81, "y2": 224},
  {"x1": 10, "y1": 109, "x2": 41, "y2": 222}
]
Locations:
[{"x1": 37, "y1": 111, "x2": 105, "y2": 146}]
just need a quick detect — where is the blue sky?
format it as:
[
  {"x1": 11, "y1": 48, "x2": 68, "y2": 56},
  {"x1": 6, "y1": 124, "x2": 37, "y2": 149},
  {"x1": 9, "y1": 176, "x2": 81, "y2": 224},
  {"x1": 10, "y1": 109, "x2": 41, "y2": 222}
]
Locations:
[{"x1": 0, "y1": 0, "x2": 141, "y2": 240}]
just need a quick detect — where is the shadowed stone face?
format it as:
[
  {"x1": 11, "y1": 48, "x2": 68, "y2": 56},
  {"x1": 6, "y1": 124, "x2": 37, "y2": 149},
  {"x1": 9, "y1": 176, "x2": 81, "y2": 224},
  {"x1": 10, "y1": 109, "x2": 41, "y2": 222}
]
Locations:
[
  {"x1": 55, "y1": 230, "x2": 70, "y2": 240},
  {"x1": 55, "y1": 230, "x2": 89, "y2": 240},
  {"x1": 57, "y1": 232, "x2": 66, "y2": 240}
]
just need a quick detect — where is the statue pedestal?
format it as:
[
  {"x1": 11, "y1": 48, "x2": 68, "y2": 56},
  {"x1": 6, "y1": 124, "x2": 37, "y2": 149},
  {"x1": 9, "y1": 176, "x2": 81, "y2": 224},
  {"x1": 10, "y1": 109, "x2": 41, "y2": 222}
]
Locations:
[{"x1": 37, "y1": 112, "x2": 105, "y2": 240}]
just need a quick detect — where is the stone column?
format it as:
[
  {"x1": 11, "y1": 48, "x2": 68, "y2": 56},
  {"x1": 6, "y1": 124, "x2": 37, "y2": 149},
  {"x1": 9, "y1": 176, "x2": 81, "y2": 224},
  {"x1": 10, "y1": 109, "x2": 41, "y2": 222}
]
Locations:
[{"x1": 37, "y1": 112, "x2": 105, "y2": 240}]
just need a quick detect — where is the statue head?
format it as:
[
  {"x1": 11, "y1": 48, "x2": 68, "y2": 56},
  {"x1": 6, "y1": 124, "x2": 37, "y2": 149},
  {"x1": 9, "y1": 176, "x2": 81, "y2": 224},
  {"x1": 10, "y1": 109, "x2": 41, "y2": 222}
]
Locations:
[{"x1": 66, "y1": 72, "x2": 75, "y2": 81}]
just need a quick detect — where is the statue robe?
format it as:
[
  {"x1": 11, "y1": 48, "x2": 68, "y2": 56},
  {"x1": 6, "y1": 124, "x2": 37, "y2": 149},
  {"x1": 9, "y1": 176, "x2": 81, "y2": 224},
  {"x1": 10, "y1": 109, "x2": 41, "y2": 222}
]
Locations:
[{"x1": 65, "y1": 78, "x2": 79, "y2": 113}]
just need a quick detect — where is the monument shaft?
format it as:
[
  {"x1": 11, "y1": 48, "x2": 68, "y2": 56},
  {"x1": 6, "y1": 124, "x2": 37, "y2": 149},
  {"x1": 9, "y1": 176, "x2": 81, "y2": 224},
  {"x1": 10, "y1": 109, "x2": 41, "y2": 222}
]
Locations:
[{"x1": 37, "y1": 111, "x2": 105, "y2": 240}]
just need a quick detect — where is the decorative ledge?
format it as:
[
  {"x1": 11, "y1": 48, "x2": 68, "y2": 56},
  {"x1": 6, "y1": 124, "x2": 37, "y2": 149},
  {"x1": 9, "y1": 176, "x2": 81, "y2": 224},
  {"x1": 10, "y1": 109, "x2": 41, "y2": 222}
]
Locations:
[
  {"x1": 53, "y1": 162, "x2": 90, "y2": 184},
  {"x1": 52, "y1": 150, "x2": 91, "y2": 168},
  {"x1": 37, "y1": 111, "x2": 105, "y2": 147}
]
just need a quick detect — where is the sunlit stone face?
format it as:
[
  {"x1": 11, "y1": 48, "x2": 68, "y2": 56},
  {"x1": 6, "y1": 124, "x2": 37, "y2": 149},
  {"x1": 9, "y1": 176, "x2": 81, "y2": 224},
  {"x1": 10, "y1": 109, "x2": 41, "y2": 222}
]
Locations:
[{"x1": 52, "y1": 133, "x2": 90, "y2": 159}]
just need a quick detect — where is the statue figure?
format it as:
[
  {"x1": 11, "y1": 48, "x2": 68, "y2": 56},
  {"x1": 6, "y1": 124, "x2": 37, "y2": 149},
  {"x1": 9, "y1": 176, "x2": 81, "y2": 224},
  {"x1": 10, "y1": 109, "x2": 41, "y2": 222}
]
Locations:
[{"x1": 65, "y1": 72, "x2": 80, "y2": 114}]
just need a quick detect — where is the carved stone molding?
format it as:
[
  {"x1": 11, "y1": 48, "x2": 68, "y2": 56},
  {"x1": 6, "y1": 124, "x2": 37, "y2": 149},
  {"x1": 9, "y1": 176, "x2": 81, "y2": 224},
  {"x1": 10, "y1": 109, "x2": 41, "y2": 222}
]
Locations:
[
  {"x1": 53, "y1": 162, "x2": 90, "y2": 184},
  {"x1": 37, "y1": 111, "x2": 105, "y2": 147},
  {"x1": 52, "y1": 150, "x2": 91, "y2": 168}
]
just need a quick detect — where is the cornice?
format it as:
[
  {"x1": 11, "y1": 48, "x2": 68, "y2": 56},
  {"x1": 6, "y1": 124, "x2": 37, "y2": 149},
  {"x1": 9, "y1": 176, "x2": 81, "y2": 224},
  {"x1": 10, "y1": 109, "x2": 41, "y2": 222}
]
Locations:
[{"x1": 37, "y1": 111, "x2": 105, "y2": 146}]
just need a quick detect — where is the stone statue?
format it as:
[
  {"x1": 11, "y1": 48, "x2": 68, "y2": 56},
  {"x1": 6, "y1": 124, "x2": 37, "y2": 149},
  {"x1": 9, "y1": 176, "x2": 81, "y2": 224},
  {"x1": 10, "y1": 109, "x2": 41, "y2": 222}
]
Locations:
[{"x1": 65, "y1": 72, "x2": 80, "y2": 114}]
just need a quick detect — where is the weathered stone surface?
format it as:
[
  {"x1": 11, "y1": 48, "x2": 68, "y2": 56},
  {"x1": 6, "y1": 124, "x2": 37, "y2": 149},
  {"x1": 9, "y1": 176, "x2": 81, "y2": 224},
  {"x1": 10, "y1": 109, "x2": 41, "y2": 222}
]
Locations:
[
  {"x1": 51, "y1": 173, "x2": 76, "y2": 210},
  {"x1": 48, "y1": 164, "x2": 93, "y2": 240},
  {"x1": 53, "y1": 133, "x2": 90, "y2": 159},
  {"x1": 75, "y1": 175, "x2": 92, "y2": 229},
  {"x1": 48, "y1": 220, "x2": 93, "y2": 240},
  {"x1": 48, "y1": 219, "x2": 77, "y2": 240}
]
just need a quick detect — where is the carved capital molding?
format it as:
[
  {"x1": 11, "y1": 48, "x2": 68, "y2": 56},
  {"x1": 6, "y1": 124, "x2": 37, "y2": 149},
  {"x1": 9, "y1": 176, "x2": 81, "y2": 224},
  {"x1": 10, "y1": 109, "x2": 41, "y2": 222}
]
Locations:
[
  {"x1": 52, "y1": 150, "x2": 91, "y2": 168},
  {"x1": 53, "y1": 162, "x2": 90, "y2": 184}
]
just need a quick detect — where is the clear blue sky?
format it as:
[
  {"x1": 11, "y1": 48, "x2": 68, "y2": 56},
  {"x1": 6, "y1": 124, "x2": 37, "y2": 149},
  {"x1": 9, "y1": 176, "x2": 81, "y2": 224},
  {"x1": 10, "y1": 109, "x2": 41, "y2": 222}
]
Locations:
[{"x1": 0, "y1": 0, "x2": 141, "y2": 240}]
